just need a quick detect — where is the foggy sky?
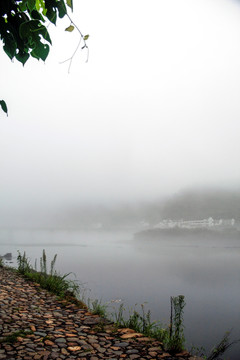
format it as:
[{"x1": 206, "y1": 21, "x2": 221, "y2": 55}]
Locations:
[{"x1": 1, "y1": 0, "x2": 240, "y2": 212}]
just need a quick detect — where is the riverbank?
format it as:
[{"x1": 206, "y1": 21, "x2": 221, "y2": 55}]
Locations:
[
  {"x1": 0, "y1": 267, "x2": 201, "y2": 360},
  {"x1": 135, "y1": 227, "x2": 240, "y2": 239}
]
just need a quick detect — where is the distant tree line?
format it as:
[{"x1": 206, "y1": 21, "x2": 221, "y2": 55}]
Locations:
[{"x1": 161, "y1": 189, "x2": 240, "y2": 221}]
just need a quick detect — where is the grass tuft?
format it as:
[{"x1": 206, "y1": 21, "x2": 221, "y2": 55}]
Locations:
[
  {"x1": 111, "y1": 297, "x2": 185, "y2": 353},
  {"x1": 207, "y1": 331, "x2": 240, "y2": 360},
  {"x1": 112, "y1": 302, "x2": 169, "y2": 344},
  {"x1": 167, "y1": 295, "x2": 185, "y2": 353},
  {"x1": 0, "y1": 257, "x2": 4, "y2": 268},
  {"x1": 17, "y1": 250, "x2": 79, "y2": 299},
  {"x1": 0, "y1": 330, "x2": 33, "y2": 344},
  {"x1": 88, "y1": 298, "x2": 108, "y2": 317}
]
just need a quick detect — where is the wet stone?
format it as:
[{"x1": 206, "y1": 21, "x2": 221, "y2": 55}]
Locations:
[
  {"x1": 50, "y1": 352, "x2": 60, "y2": 359},
  {"x1": 129, "y1": 355, "x2": 140, "y2": 359},
  {"x1": 66, "y1": 337, "x2": 79, "y2": 342},
  {"x1": 82, "y1": 318, "x2": 100, "y2": 325},
  {"x1": 0, "y1": 267, "x2": 196, "y2": 360},
  {"x1": 55, "y1": 338, "x2": 67, "y2": 343},
  {"x1": 115, "y1": 342, "x2": 130, "y2": 347},
  {"x1": 111, "y1": 351, "x2": 123, "y2": 356},
  {"x1": 34, "y1": 331, "x2": 47, "y2": 337},
  {"x1": 126, "y1": 349, "x2": 139, "y2": 354}
]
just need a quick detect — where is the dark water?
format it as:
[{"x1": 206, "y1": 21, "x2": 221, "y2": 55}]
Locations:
[{"x1": 0, "y1": 229, "x2": 239, "y2": 359}]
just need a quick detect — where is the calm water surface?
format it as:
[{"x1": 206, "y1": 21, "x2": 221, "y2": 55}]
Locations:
[{"x1": 0, "y1": 229, "x2": 240, "y2": 359}]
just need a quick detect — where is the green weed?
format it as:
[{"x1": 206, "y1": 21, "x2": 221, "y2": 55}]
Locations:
[
  {"x1": 88, "y1": 298, "x2": 108, "y2": 317},
  {"x1": 0, "y1": 330, "x2": 33, "y2": 344},
  {"x1": 17, "y1": 250, "x2": 79, "y2": 298},
  {"x1": 190, "y1": 345, "x2": 207, "y2": 359},
  {"x1": 111, "y1": 302, "x2": 169, "y2": 343},
  {"x1": 206, "y1": 331, "x2": 240, "y2": 360},
  {"x1": 167, "y1": 295, "x2": 186, "y2": 353},
  {"x1": 17, "y1": 251, "x2": 31, "y2": 274},
  {"x1": 191, "y1": 331, "x2": 240, "y2": 360},
  {"x1": 111, "y1": 296, "x2": 186, "y2": 353}
]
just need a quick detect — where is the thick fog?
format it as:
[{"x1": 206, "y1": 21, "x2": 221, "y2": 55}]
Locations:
[{"x1": 1, "y1": 0, "x2": 240, "y2": 224}]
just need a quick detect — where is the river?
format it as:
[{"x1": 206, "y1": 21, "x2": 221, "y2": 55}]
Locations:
[{"x1": 0, "y1": 229, "x2": 239, "y2": 359}]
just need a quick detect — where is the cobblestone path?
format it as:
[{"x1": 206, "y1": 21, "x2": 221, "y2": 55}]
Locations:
[{"x1": 0, "y1": 267, "x2": 200, "y2": 360}]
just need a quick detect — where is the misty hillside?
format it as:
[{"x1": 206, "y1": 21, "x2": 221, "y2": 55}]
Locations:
[
  {"x1": 161, "y1": 189, "x2": 240, "y2": 221},
  {"x1": 1, "y1": 189, "x2": 239, "y2": 229},
  {"x1": 46, "y1": 201, "x2": 165, "y2": 230},
  {"x1": 0, "y1": 202, "x2": 163, "y2": 230}
]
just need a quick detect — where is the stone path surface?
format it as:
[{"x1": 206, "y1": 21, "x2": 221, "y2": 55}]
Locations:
[{"x1": 0, "y1": 267, "x2": 200, "y2": 360}]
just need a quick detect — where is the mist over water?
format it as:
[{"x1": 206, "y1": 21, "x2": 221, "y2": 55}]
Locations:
[
  {"x1": 1, "y1": 229, "x2": 240, "y2": 359},
  {"x1": 1, "y1": 189, "x2": 240, "y2": 344},
  {"x1": 1, "y1": 188, "x2": 240, "y2": 358}
]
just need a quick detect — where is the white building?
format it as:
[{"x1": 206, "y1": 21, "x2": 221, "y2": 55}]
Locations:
[{"x1": 154, "y1": 217, "x2": 235, "y2": 230}]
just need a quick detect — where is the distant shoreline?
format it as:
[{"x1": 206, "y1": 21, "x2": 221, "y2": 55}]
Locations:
[{"x1": 135, "y1": 227, "x2": 240, "y2": 239}]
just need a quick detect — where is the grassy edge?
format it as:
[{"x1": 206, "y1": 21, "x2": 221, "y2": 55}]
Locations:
[
  {"x1": 0, "y1": 251, "x2": 186, "y2": 353},
  {"x1": 2, "y1": 250, "x2": 239, "y2": 357}
]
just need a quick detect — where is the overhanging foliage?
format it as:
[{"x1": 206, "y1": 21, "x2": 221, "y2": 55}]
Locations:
[{"x1": 0, "y1": 0, "x2": 73, "y2": 65}]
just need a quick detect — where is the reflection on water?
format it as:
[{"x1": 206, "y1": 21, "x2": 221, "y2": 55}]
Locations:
[{"x1": 0, "y1": 229, "x2": 239, "y2": 359}]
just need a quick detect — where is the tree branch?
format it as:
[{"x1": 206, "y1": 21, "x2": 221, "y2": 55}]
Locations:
[{"x1": 60, "y1": 14, "x2": 89, "y2": 73}]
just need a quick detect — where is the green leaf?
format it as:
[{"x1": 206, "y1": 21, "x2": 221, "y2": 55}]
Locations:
[
  {"x1": 30, "y1": 51, "x2": 40, "y2": 60},
  {"x1": 31, "y1": 43, "x2": 49, "y2": 61},
  {"x1": 16, "y1": 51, "x2": 30, "y2": 65},
  {"x1": 3, "y1": 35, "x2": 17, "y2": 60},
  {"x1": 36, "y1": 0, "x2": 47, "y2": 15},
  {"x1": 65, "y1": 25, "x2": 74, "y2": 32},
  {"x1": 19, "y1": 1, "x2": 28, "y2": 11},
  {"x1": 66, "y1": 0, "x2": 73, "y2": 11},
  {"x1": 57, "y1": 0, "x2": 67, "y2": 18},
  {"x1": 31, "y1": 9, "x2": 44, "y2": 21},
  {"x1": 19, "y1": 20, "x2": 51, "y2": 45},
  {"x1": 38, "y1": 26, "x2": 52, "y2": 44},
  {"x1": 0, "y1": 100, "x2": 8, "y2": 116},
  {"x1": 19, "y1": 22, "x2": 31, "y2": 39},
  {"x1": 27, "y1": 0, "x2": 36, "y2": 12},
  {"x1": 45, "y1": 7, "x2": 57, "y2": 24},
  {"x1": 35, "y1": 0, "x2": 41, "y2": 11},
  {"x1": 83, "y1": 34, "x2": 89, "y2": 41}
]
